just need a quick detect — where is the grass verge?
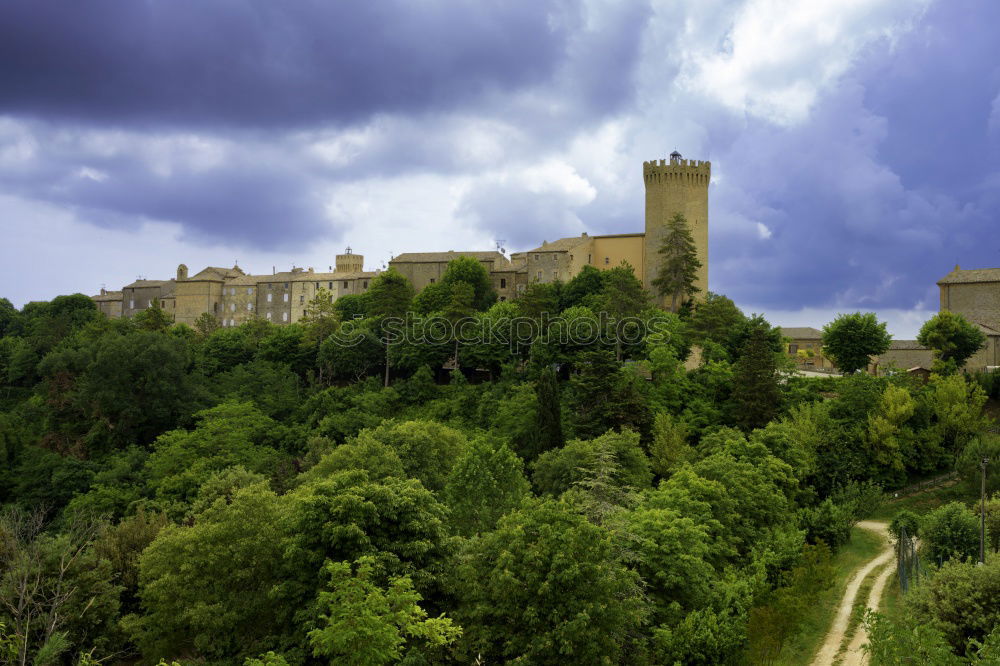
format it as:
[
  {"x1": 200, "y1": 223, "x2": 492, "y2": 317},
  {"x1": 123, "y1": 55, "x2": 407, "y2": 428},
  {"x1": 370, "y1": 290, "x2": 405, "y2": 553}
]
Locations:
[
  {"x1": 870, "y1": 482, "x2": 977, "y2": 521},
  {"x1": 772, "y1": 525, "x2": 885, "y2": 666}
]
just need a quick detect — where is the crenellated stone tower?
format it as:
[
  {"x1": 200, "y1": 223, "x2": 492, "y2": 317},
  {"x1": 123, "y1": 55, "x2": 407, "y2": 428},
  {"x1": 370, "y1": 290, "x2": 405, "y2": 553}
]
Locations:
[{"x1": 643, "y1": 151, "x2": 711, "y2": 306}]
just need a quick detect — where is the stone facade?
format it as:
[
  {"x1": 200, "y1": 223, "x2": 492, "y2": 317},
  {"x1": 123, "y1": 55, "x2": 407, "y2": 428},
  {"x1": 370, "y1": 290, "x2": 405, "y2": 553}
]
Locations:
[
  {"x1": 91, "y1": 289, "x2": 123, "y2": 319},
  {"x1": 644, "y1": 154, "x2": 711, "y2": 305},
  {"x1": 94, "y1": 155, "x2": 713, "y2": 322},
  {"x1": 936, "y1": 266, "x2": 1000, "y2": 371},
  {"x1": 778, "y1": 327, "x2": 835, "y2": 370}
]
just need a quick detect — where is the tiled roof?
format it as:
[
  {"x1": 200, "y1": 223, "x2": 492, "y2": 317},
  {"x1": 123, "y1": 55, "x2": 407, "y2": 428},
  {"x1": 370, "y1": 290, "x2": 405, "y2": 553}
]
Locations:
[
  {"x1": 937, "y1": 267, "x2": 1000, "y2": 284},
  {"x1": 524, "y1": 236, "x2": 591, "y2": 253},
  {"x1": 779, "y1": 326, "x2": 823, "y2": 339},
  {"x1": 122, "y1": 279, "x2": 175, "y2": 296},
  {"x1": 390, "y1": 251, "x2": 508, "y2": 263},
  {"x1": 887, "y1": 340, "x2": 927, "y2": 350},
  {"x1": 189, "y1": 266, "x2": 245, "y2": 281},
  {"x1": 227, "y1": 270, "x2": 378, "y2": 286},
  {"x1": 91, "y1": 291, "x2": 122, "y2": 302}
]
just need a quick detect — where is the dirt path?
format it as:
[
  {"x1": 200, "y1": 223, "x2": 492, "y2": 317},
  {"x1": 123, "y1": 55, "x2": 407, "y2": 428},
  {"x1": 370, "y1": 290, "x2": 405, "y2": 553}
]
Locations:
[{"x1": 810, "y1": 521, "x2": 892, "y2": 666}]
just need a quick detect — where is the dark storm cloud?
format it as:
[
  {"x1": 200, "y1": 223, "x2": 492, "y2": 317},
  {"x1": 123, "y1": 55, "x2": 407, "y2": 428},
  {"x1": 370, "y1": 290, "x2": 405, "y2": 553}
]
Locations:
[
  {"x1": 0, "y1": 1, "x2": 570, "y2": 128},
  {"x1": 710, "y1": 0, "x2": 1000, "y2": 311}
]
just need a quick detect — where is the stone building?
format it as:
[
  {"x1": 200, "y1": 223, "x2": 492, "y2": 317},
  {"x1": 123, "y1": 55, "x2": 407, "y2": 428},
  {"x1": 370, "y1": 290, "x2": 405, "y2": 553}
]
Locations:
[
  {"x1": 503, "y1": 153, "x2": 710, "y2": 304},
  {"x1": 94, "y1": 154, "x2": 712, "y2": 322},
  {"x1": 91, "y1": 289, "x2": 123, "y2": 319},
  {"x1": 122, "y1": 279, "x2": 176, "y2": 319},
  {"x1": 778, "y1": 327, "x2": 835, "y2": 370},
  {"x1": 935, "y1": 265, "x2": 1000, "y2": 371}
]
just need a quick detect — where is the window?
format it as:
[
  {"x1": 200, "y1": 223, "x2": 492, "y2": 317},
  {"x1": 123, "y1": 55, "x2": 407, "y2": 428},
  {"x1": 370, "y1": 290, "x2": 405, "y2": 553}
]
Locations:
[
  {"x1": 299, "y1": 295, "x2": 304, "y2": 304},
  {"x1": 429, "y1": 278, "x2": 435, "y2": 284},
  {"x1": 281, "y1": 312, "x2": 288, "y2": 322},
  {"x1": 553, "y1": 271, "x2": 559, "y2": 280},
  {"x1": 267, "y1": 293, "x2": 273, "y2": 303},
  {"x1": 789, "y1": 344, "x2": 799, "y2": 354},
  {"x1": 248, "y1": 287, "x2": 254, "y2": 295},
  {"x1": 283, "y1": 283, "x2": 289, "y2": 289},
  {"x1": 343, "y1": 281, "x2": 349, "y2": 289},
  {"x1": 230, "y1": 303, "x2": 236, "y2": 312},
  {"x1": 604, "y1": 257, "x2": 610, "y2": 265},
  {"x1": 230, "y1": 288, "x2": 236, "y2": 296},
  {"x1": 536, "y1": 270, "x2": 542, "y2": 280},
  {"x1": 500, "y1": 278, "x2": 507, "y2": 289},
  {"x1": 303, "y1": 310, "x2": 307, "y2": 318},
  {"x1": 266, "y1": 312, "x2": 272, "y2": 321},
  {"x1": 247, "y1": 303, "x2": 253, "y2": 311},
  {"x1": 146, "y1": 300, "x2": 151, "y2": 308},
  {"x1": 587, "y1": 254, "x2": 592, "y2": 264},
  {"x1": 363, "y1": 281, "x2": 369, "y2": 289},
  {"x1": 552, "y1": 255, "x2": 557, "y2": 262},
  {"x1": 328, "y1": 281, "x2": 333, "y2": 290},
  {"x1": 160, "y1": 301, "x2": 166, "y2": 308},
  {"x1": 129, "y1": 299, "x2": 135, "y2": 309},
  {"x1": 283, "y1": 293, "x2": 288, "y2": 302}
]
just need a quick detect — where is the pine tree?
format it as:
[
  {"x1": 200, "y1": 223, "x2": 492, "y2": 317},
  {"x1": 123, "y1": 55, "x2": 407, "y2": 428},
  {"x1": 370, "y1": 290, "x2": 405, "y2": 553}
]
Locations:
[
  {"x1": 533, "y1": 366, "x2": 564, "y2": 458},
  {"x1": 653, "y1": 213, "x2": 702, "y2": 312}
]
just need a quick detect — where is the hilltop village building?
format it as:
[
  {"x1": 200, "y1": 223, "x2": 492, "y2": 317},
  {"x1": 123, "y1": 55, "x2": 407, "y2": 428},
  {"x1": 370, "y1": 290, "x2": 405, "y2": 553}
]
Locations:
[{"x1": 92, "y1": 154, "x2": 713, "y2": 323}]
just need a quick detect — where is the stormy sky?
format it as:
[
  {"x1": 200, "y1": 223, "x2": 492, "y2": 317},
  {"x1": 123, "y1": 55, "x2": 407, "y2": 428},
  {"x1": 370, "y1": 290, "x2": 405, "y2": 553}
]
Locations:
[{"x1": 1, "y1": 0, "x2": 998, "y2": 337}]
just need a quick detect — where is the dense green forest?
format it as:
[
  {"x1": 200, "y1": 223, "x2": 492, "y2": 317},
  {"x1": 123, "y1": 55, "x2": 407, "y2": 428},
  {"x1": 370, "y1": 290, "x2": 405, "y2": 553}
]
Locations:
[{"x1": 0, "y1": 258, "x2": 997, "y2": 665}]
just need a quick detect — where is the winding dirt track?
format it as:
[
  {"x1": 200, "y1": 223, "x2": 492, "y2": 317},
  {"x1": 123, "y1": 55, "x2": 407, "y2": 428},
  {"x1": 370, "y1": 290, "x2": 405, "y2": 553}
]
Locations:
[{"x1": 810, "y1": 521, "x2": 893, "y2": 666}]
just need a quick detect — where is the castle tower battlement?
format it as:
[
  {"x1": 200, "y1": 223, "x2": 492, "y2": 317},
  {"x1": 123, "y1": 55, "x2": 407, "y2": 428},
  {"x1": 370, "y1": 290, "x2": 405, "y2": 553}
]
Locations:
[{"x1": 643, "y1": 153, "x2": 710, "y2": 305}]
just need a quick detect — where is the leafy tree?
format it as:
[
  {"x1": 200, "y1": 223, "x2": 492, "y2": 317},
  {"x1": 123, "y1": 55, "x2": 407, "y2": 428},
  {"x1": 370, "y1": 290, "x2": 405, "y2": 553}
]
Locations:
[
  {"x1": 517, "y1": 282, "x2": 562, "y2": 319},
  {"x1": 334, "y1": 293, "x2": 372, "y2": 321},
  {"x1": 888, "y1": 509, "x2": 921, "y2": 541},
  {"x1": 361, "y1": 420, "x2": 467, "y2": 492},
  {"x1": 300, "y1": 288, "x2": 341, "y2": 351},
  {"x1": 562, "y1": 264, "x2": 604, "y2": 309},
  {"x1": 132, "y1": 298, "x2": 174, "y2": 332},
  {"x1": 302, "y1": 436, "x2": 405, "y2": 484},
  {"x1": 907, "y1": 555, "x2": 1000, "y2": 654},
  {"x1": 308, "y1": 557, "x2": 461, "y2": 666},
  {"x1": 443, "y1": 436, "x2": 531, "y2": 536},
  {"x1": 532, "y1": 429, "x2": 652, "y2": 498},
  {"x1": 649, "y1": 412, "x2": 694, "y2": 478},
  {"x1": 318, "y1": 319, "x2": 384, "y2": 382},
  {"x1": 688, "y1": 293, "x2": 746, "y2": 349},
  {"x1": 441, "y1": 256, "x2": 496, "y2": 311},
  {"x1": 728, "y1": 319, "x2": 781, "y2": 431},
  {"x1": 865, "y1": 383, "x2": 916, "y2": 478},
  {"x1": 918, "y1": 310, "x2": 987, "y2": 371},
  {"x1": 602, "y1": 261, "x2": 649, "y2": 322},
  {"x1": 367, "y1": 269, "x2": 414, "y2": 319},
  {"x1": 143, "y1": 401, "x2": 290, "y2": 515},
  {"x1": 193, "y1": 311, "x2": 220, "y2": 338},
  {"x1": 863, "y1": 611, "x2": 966, "y2": 665},
  {"x1": 652, "y1": 213, "x2": 702, "y2": 312},
  {"x1": 454, "y1": 498, "x2": 648, "y2": 663},
  {"x1": 0, "y1": 297, "x2": 17, "y2": 337},
  {"x1": 921, "y1": 501, "x2": 980, "y2": 564},
  {"x1": 128, "y1": 482, "x2": 288, "y2": 661},
  {"x1": 821, "y1": 312, "x2": 892, "y2": 374},
  {"x1": 410, "y1": 282, "x2": 452, "y2": 315}
]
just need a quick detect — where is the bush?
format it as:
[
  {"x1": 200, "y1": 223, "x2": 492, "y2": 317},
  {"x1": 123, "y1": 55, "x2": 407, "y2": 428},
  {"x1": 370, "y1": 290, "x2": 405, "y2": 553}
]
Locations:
[
  {"x1": 888, "y1": 509, "x2": 920, "y2": 541},
  {"x1": 921, "y1": 502, "x2": 980, "y2": 564},
  {"x1": 799, "y1": 499, "x2": 853, "y2": 552}
]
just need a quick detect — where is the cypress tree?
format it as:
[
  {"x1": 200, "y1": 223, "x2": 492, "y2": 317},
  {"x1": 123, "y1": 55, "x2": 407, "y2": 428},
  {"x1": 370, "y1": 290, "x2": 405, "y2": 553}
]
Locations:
[
  {"x1": 534, "y1": 366, "x2": 564, "y2": 457},
  {"x1": 729, "y1": 323, "x2": 781, "y2": 431}
]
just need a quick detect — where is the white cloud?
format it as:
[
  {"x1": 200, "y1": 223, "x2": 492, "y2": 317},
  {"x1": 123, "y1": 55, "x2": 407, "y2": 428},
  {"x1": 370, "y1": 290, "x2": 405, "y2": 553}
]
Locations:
[
  {"x1": 679, "y1": 0, "x2": 932, "y2": 125},
  {"x1": 755, "y1": 221, "x2": 772, "y2": 239}
]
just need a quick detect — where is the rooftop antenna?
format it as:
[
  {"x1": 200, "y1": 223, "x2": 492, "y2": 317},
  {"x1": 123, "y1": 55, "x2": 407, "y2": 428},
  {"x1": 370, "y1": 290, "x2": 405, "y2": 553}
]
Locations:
[
  {"x1": 345, "y1": 246, "x2": 353, "y2": 254},
  {"x1": 495, "y1": 240, "x2": 507, "y2": 254}
]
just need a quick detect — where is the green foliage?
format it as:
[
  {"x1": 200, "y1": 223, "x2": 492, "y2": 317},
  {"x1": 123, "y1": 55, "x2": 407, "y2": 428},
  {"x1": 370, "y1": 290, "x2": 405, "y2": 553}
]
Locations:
[
  {"x1": 821, "y1": 312, "x2": 892, "y2": 374},
  {"x1": 453, "y1": 498, "x2": 649, "y2": 663},
  {"x1": 440, "y1": 256, "x2": 497, "y2": 311},
  {"x1": 688, "y1": 292, "x2": 746, "y2": 351},
  {"x1": 889, "y1": 509, "x2": 921, "y2": 541},
  {"x1": 443, "y1": 436, "x2": 530, "y2": 536},
  {"x1": 128, "y1": 482, "x2": 288, "y2": 661},
  {"x1": 728, "y1": 317, "x2": 781, "y2": 431},
  {"x1": 532, "y1": 366, "x2": 564, "y2": 458},
  {"x1": 907, "y1": 555, "x2": 1000, "y2": 654},
  {"x1": 653, "y1": 212, "x2": 702, "y2": 312},
  {"x1": 361, "y1": 420, "x2": 467, "y2": 492},
  {"x1": 918, "y1": 310, "x2": 988, "y2": 370},
  {"x1": 922, "y1": 501, "x2": 980, "y2": 564},
  {"x1": 532, "y1": 429, "x2": 652, "y2": 498},
  {"x1": 308, "y1": 557, "x2": 460, "y2": 665},
  {"x1": 649, "y1": 412, "x2": 694, "y2": 478},
  {"x1": 567, "y1": 349, "x2": 651, "y2": 439}
]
